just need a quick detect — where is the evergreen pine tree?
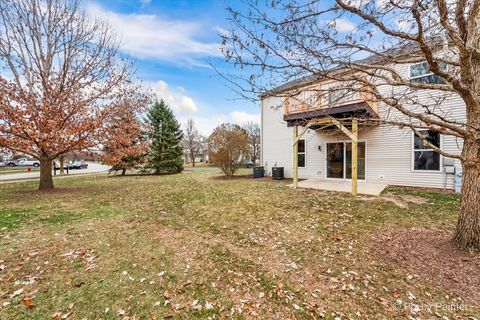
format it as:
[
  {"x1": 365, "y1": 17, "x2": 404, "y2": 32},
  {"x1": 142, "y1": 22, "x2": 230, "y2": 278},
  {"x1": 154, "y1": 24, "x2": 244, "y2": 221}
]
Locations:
[{"x1": 146, "y1": 100, "x2": 184, "y2": 174}]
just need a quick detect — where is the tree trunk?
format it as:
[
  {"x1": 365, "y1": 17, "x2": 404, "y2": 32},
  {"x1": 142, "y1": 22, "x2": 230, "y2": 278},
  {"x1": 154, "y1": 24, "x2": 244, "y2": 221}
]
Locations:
[
  {"x1": 59, "y1": 156, "x2": 65, "y2": 175},
  {"x1": 192, "y1": 152, "x2": 196, "y2": 167},
  {"x1": 122, "y1": 168, "x2": 126, "y2": 175},
  {"x1": 452, "y1": 140, "x2": 480, "y2": 250},
  {"x1": 39, "y1": 158, "x2": 54, "y2": 190}
]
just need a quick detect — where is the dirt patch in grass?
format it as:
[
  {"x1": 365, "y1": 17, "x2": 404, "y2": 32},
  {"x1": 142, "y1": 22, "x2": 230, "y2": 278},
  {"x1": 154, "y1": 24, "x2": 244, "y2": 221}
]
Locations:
[
  {"x1": 387, "y1": 185, "x2": 456, "y2": 194},
  {"x1": 358, "y1": 194, "x2": 428, "y2": 209},
  {"x1": 398, "y1": 194, "x2": 429, "y2": 205},
  {"x1": 210, "y1": 174, "x2": 295, "y2": 184},
  {"x1": 211, "y1": 174, "x2": 255, "y2": 180},
  {"x1": 373, "y1": 228, "x2": 480, "y2": 305}
]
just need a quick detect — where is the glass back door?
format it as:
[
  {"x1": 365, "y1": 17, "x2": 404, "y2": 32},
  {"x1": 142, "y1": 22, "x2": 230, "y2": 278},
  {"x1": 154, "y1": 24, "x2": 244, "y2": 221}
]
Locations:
[{"x1": 326, "y1": 142, "x2": 366, "y2": 180}]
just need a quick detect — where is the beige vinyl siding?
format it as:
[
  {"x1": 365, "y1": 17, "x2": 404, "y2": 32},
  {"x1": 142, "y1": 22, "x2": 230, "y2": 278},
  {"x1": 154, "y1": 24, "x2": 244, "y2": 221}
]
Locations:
[{"x1": 261, "y1": 62, "x2": 466, "y2": 189}]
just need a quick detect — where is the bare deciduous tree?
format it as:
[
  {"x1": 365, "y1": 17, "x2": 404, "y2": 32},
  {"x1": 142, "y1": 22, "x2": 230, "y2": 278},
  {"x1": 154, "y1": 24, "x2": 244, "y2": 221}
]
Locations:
[
  {"x1": 182, "y1": 119, "x2": 203, "y2": 167},
  {"x1": 243, "y1": 122, "x2": 261, "y2": 164},
  {"x1": 221, "y1": 0, "x2": 480, "y2": 249},
  {"x1": 0, "y1": 0, "x2": 133, "y2": 190}
]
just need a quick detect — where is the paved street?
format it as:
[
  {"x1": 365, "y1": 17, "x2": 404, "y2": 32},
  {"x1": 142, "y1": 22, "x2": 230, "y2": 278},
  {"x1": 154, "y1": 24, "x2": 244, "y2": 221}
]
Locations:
[{"x1": 0, "y1": 162, "x2": 110, "y2": 182}]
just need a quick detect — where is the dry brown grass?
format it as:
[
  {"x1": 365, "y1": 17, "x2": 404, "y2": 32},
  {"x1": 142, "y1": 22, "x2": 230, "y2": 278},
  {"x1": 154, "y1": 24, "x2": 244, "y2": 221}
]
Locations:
[{"x1": 0, "y1": 170, "x2": 477, "y2": 319}]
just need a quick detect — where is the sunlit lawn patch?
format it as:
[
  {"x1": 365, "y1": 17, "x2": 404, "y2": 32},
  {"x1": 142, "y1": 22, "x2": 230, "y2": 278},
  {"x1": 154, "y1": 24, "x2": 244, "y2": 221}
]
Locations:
[{"x1": 0, "y1": 170, "x2": 477, "y2": 319}]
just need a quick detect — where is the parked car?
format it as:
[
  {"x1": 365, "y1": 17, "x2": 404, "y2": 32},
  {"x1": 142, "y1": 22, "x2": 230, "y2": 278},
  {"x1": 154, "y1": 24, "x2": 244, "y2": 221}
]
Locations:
[
  {"x1": 0, "y1": 162, "x2": 5, "y2": 167},
  {"x1": 5, "y1": 160, "x2": 16, "y2": 167},
  {"x1": 68, "y1": 161, "x2": 88, "y2": 170},
  {"x1": 16, "y1": 158, "x2": 40, "y2": 167},
  {"x1": 246, "y1": 159, "x2": 254, "y2": 168},
  {"x1": 5, "y1": 157, "x2": 28, "y2": 167}
]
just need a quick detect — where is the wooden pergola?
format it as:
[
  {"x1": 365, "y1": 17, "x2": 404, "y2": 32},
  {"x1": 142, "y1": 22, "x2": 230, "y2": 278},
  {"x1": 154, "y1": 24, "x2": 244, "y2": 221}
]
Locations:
[{"x1": 292, "y1": 116, "x2": 359, "y2": 195}]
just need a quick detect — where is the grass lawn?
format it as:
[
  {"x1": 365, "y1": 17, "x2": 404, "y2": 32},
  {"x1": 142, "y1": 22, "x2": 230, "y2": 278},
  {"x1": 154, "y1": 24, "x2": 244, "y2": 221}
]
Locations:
[
  {"x1": 0, "y1": 170, "x2": 477, "y2": 319},
  {"x1": 0, "y1": 167, "x2": 39, "y2": 175},
  {"x1": 184, "y1": 162, "x2": 215, "y2": 168}
]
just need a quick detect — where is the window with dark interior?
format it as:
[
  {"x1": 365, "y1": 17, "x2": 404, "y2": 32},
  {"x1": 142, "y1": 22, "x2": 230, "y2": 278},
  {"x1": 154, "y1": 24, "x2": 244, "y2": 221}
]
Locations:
[
  {"x1": 413, "y1": 130, "x2": 441, "y2": 171},
  {"x1": 409, "y1": 61, "x2": 446, "y2": 84},
  {"x1": 298, "y1": 139, "x2": 305, "y2": 168}
]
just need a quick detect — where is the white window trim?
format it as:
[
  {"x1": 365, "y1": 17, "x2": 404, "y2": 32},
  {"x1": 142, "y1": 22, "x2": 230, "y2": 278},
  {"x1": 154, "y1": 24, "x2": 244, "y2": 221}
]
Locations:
[
  {"x1": 411, "y1": 130, "x2": 443, "y2": 173},
  {"x1": 298, "y1": 138, "x2": 306, "y2": 168}
]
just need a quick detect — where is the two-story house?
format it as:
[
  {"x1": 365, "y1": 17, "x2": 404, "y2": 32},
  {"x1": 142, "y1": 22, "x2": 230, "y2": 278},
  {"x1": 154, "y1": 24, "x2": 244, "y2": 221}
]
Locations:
[{"x1": 260, "y1": 60, "x2": 465, "y2": 194}]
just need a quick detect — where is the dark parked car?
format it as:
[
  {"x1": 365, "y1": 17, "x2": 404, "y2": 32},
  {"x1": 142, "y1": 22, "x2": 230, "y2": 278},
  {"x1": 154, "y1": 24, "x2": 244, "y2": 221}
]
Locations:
[{"x1": 68, "y1": 161, "x2": 88, "y2": 170}]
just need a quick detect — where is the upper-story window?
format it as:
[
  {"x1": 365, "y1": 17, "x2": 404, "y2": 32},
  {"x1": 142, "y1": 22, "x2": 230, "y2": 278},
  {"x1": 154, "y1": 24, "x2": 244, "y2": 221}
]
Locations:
[{"x1": 409, "y1": 61, "x2": 447, "y2": 84}]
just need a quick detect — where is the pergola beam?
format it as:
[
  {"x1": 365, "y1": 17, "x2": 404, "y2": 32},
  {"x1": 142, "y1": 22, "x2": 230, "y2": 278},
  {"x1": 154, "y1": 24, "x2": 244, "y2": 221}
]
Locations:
[{"x1": 292, "y1": 117, "x2": 359, "y2": 195}]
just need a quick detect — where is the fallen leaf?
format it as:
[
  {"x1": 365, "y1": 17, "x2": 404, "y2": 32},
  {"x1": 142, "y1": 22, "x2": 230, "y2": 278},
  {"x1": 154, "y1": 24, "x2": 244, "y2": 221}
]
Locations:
[
  {"x1": 205, "y1": 301, "x2": 214, "y2": 310},
  {"x1": 10, "y1": 288, "x2": 24, "y2": 298},
  {"x1": 22, "y1": 296, "x2": 34, "y2": 308},
  {"x1": 163, "y1": 290, "x2": 170, "y2": 299}
]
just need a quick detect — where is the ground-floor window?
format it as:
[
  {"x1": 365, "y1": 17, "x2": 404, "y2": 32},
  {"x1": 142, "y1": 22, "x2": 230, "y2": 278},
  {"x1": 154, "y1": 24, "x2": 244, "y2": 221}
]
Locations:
[
  {"x1": 413, "y1": 130, "x2": 441, "y2": 171},
  {"x1": 298, "y1": 139, "x2": 306, "y2": 168},
  {"x1": 326, "y1": 142, "x2": 366, "y2": 179}
]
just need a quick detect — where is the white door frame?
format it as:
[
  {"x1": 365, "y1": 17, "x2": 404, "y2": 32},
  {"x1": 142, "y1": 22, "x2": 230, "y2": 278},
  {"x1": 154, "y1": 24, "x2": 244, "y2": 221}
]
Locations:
[{"x1": 325, "y1": 140, "x2": 367, "y2": 181}]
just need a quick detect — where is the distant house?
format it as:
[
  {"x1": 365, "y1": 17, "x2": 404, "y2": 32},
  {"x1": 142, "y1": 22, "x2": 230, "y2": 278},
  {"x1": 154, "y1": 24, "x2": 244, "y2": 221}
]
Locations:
[
  {"x1": 184, "y1": 152, "x2": 208, "y2": 164},
  {"x1": 260, "y1": 61, "x2": 464, "y2": 191}
]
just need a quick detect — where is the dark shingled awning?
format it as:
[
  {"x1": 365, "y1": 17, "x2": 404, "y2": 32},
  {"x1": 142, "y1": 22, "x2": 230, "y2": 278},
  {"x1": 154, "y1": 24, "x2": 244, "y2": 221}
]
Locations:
[{"x1": 283, "y1": 102, "x2": 378, "y2": 127}]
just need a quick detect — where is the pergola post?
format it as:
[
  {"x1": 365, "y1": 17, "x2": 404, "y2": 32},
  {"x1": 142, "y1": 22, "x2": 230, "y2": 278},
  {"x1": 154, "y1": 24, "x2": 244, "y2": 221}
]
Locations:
[
  {"x1": 293, "y1": 125, "x2": 299, "y2": 189},
  {"x1": 351, "y1": 118, "x2": 358, "y2": 196},
  {"x1": 291, "y1": 117, "x2": 358, "y2": 195}
]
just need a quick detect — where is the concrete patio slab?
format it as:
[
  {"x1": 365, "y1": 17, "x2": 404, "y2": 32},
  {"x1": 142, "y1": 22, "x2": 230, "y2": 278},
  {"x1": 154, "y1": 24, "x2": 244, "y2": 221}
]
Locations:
[{"x1": 288, "y1": 178, "x2": 388, "y2": 196}]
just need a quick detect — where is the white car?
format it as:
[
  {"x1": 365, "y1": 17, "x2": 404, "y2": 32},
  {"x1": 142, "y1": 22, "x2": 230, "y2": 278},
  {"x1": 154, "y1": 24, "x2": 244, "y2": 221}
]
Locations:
[{"x1": 16, "y1": 159, "x2": 40, "y2": 167}]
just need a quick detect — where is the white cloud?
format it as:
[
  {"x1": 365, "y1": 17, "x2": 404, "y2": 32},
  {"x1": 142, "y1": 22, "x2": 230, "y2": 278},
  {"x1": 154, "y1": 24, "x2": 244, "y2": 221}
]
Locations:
[
  {"x1": 178, "y1": 116, "x2": 222, "y2": 136},
  {"x1": 87, "y1": 2, "x2": 222, "y2": 66},
  {"x1": 143, "y1": 79, "x2": 259, "y2": 134},
  {"x1": 228, "y1": 111, "x2": 260, "y2": 124},
  {"x1": 178, "y1": 111, "x2": 259, "y2": 136},
  {"x1": 150, "y1": 80, "x2": 198, "y2": 114},
  {"x1": 214, "y1": 26, "x2": 231, "y2": 37},
  {"x1": 330, "y1": 18, "x2": 356, "y2": 33}
]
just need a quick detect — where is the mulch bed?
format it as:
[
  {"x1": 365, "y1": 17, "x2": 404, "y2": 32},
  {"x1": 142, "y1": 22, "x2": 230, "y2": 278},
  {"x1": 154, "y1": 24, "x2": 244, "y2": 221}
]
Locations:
[{"x1": 373, "y1": 228, "x2": 480, "y2": 305}]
